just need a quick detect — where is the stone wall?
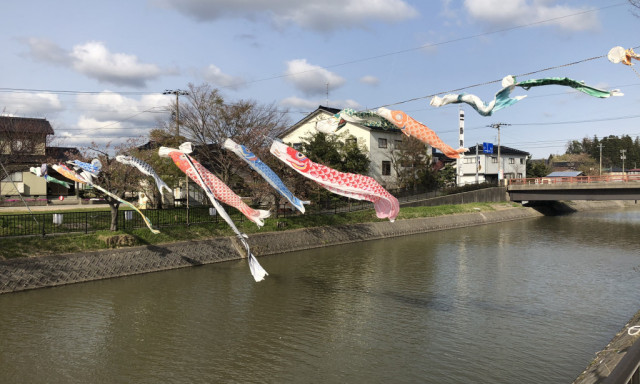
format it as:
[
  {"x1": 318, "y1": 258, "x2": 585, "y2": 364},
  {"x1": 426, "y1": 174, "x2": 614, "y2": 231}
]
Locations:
[{"x1": 0, "y1": 206, "x2": 542, "y2": 294}]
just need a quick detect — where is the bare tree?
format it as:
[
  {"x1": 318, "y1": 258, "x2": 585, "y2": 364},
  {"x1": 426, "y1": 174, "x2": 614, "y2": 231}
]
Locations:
[
  {"x1": 631, "y1": 0, "x2": 640, "y2": 15},
  {"x1": 389, "y1": 136, "x2": 435, "y2": 190},
  {"x1": 78, "y1": 142, "x2": 145, "y2": 231},
  {"x1": 171, "y1": 83, "x2": 291, "y2": 186}
]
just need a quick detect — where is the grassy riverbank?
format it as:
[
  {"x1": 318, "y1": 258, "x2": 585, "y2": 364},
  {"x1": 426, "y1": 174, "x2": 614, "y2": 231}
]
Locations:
[{"x1": 0, "y1": 202, "x2": 520, "y2": 260}]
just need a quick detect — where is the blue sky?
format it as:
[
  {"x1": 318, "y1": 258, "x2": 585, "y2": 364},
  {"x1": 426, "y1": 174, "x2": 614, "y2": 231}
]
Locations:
[{"x1": 1, "y1": 0, "x2": 639, "y2": 159}]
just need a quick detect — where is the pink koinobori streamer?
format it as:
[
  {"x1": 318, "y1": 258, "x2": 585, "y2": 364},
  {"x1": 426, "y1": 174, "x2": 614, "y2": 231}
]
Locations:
[{"x1": 270, "y1": 141, "x2": 399, "y2": 222}]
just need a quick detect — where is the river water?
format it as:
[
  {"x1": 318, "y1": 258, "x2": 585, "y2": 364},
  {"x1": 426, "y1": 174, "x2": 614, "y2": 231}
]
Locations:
[{"x1": 1, "y1": 208, "x2": 639, "y2": 383}]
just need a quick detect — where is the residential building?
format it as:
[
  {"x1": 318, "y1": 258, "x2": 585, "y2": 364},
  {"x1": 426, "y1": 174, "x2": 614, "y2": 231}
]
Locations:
[
  {"x1": 0, "y1": 117, "x2": 81, "y2": 198},
  {"x1": 0, "y1": 117, "x2": 54, "y2": 196},
  {"x1": 457, "y1": 145, "x2": 529, "y2": 185},
  {"x1": 279, "y1": 106, "x2": 431, "y2": 188}
]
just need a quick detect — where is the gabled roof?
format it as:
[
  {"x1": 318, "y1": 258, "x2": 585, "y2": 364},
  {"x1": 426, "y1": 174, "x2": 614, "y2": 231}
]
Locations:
[
  {"x1": 464, "y1": 145, "x2": 530, "y2": 156},
  {"x1": 546, "y1": 171, "x2": 583, "y2": 177},
  {"x1": 279, "y1": 105, "x2": 402, "y2": 138},
  {"x1": 46, "y1": 146, "x2": 80, "y2": 161},
  {"x1": 0, "y1": 116, "x2": 54, "y2": 135}
]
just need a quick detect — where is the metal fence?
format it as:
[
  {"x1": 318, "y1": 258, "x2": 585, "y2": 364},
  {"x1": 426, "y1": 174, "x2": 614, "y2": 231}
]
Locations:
[
  {"x1": 0, "y1": 184, "x2": 493, "y2": 238},
  {"x1": 0, "y1": 206, "x2": 240, "y2": 238}
]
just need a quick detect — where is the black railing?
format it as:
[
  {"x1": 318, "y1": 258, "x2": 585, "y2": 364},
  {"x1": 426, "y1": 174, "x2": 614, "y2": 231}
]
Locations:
[
  {"x1": 0, "y1": 206, "x2": 246, "y2": 238},
  {"x1": 0, "y1": 184, "x2": 476, "y2": 237},
  {"x1": 602, "y1": 339, "x2": 640, "y2": 384}
]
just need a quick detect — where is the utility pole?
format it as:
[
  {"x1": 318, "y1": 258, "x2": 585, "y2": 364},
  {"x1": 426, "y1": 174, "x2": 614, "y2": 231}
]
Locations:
[
  {"x1": 621, "y1": 149, "x2": 627, "y2": 173},
  {"x1": 163, "y1": 89, "x2": 190, "y2": 224},
  {"x1": 488, "y1": 123, "x2": 510, "y2": 184},
  {"x1": 475, "y1": 143, "x2": 479, "y2": 184},
  {"x1": 163, "y1": 89, "x2": 189, "y2": 136},
  {"x1": 598, "y1": 143, "x2": 604, "y2": 175}
]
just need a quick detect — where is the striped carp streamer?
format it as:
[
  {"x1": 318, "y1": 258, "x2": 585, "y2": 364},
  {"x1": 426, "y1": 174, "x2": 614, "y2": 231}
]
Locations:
[
  {"x1": 68, "y1": 159, "x2": 102, "y2": 180},
  {"x1": 159, "y1": 142, "x2": 270, "y2": 227},
  {"x1": 375, "y1": 108, "x2": 468, "y2": 159},
  {"x1": 430, "y1": 75, "x2": 526, "y2": 116},
  {"x1": 115, "y1": 155, "x2": 172, "y2": 200},
  {"x1": 223, "y1": 138, "x2": 306, "y2": 214},
  {"x1": 430, "y1": 75, "x2": 621, "y2": 117},
  {"x1": 53, "y1": 163, "x2": 160, "y2": 234},
  {"x1": 159, "y1": 142, "x2": 267, "y2": 282},
  {"x1": 314, "y1": 108, "x2": 394, "y2": 134},
  {"x1": 270, "y1": 141, "x2": 399, "y2": 222},
  {"x1": 30, "y1": 164, "x2": 70, "y2": 188}
]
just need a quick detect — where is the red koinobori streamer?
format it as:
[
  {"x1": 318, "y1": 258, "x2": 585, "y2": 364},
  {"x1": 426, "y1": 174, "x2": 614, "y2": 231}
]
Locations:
[
  {"x1": 159, "y1": 143, "x2": 268, "y2": 282},
  {"x1": 270, "y1": 141, "x2": 399, "y2": 222}
]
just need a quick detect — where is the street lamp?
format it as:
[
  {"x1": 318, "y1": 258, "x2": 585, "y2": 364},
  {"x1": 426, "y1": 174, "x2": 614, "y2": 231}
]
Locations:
[
  {"x1": 163, "y1": 89, "x2": 189, "y2": 136},
  {"x1": 621, "y1": 149, "x2": 627, "y2": 174}
]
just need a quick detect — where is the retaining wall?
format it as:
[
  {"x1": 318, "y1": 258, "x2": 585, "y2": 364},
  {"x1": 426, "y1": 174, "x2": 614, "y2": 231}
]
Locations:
[
  {"x1": 401, "y1": 187, "x2": 507, "y2": 208},
  {"x1": 0, "y1": 206, "x2": 541, "y2": 294}
]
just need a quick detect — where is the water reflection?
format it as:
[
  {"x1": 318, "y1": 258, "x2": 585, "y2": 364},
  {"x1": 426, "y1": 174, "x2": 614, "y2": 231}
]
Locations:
[{"x1": 0, "y1": 208, "x2": 639, "y2": 383}]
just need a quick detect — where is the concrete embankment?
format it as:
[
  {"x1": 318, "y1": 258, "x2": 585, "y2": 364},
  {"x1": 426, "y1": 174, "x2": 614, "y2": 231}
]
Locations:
[
  {"x1": 0, "y1": 206, "x2": 542, "y2": 294},
  {"x1": 573, "y1": 309, "x2": 640, "y2": 384}
]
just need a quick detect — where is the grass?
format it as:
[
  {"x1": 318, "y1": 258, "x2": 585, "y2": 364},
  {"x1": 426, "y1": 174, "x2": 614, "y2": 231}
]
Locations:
[{"x1": 0, "y1": 202, "x2": 521, "y2": 260}]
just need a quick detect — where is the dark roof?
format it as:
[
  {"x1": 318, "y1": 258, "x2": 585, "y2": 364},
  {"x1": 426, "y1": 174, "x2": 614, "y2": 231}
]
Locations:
[
  {"x1": 546, "y1": 171, "x2": 583, "y2": 177},
  {"x1": 464, "y1": 145, "x2": 530, "y2": 156},
  {"x1": 280, "y1": 105, "x2": 402, "y2": 138},
  {"x1": 46, "y1": 146, "x2": 80, "y2": 161},
  {"x1": 0, "y1": 116, "x2": 54, "y2": 135}
]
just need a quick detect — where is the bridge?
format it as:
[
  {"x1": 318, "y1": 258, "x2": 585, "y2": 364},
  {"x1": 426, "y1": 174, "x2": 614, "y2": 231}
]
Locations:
[{"x1": 506, "y1": 175, "x2": 640, "y2": 202}]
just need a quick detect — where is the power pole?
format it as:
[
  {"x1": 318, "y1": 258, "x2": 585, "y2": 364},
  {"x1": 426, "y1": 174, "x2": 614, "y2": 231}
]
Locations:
[
  {"x1": 598, "y1": 143, "x2": 604, "y2": 175},
  {"x1": 621, "y1": 149, "x2": 627, "y2": 173},
  {"x1": 488, "y1": 123, "x2": 510, "y2": 184},
  {"x1": 163, "y1": 89, "x2": 189, "y2": 136},
  {"x1": 163, "y1": 89, "x2": 190, "y2": 223}
]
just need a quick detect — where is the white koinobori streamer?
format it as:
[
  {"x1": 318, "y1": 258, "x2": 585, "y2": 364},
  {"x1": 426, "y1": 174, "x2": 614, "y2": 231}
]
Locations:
[{"x1": 175, "y1": 144, "x2": 267, "y2": 282}]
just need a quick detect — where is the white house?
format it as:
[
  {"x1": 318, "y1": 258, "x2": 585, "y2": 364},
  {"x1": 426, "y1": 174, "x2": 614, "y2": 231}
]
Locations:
[
  {"x1": 457, "y1": 145, "x2": 529, "y2": 185},
  {"x1": 279, "y1": 106, "x2": 430, "y2": 188}
]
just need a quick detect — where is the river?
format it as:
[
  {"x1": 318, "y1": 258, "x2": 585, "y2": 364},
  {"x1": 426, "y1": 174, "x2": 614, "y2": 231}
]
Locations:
[{"x1": 0, "y1": 208, "x2": 639, "y2": 383}]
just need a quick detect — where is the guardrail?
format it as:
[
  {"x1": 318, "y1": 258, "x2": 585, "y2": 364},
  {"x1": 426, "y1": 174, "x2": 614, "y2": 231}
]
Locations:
[
  {"x1": 602, "y1": 339, "x2": 640, "y2": 384},
  {"x1": 507, "y1": 174, "x2": 640, "y2": 186}
]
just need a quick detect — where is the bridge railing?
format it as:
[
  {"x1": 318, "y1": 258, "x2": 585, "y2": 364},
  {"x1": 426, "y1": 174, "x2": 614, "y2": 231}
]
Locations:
[{"x1": 507, "y1": 174, "x2": 640, "y2": 186}]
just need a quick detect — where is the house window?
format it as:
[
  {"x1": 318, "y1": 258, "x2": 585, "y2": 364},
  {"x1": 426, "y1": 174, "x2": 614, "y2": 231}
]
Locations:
[
  {"x1": 520, "y1": 158, "x2": 525, "y2": 164},
  {"x1": 382, "y1": 161, "x2": 391, "y2": 176},
  {"x1": 293, "y1": 143, "x2": 302, "y2": 151},
  {"x1": 509, "y1": 158, "x2": 515, "y2": 164},
  {"x1": 517, "y1": 173, "x2": 523, "y2": 178},
  {"x1": 346, "y1": 138, "x2": 357, "y2": 146},
  {"x1": 395, "y1": 140, "x2": 402, "y2": 148},
  {"x1": 491, "y1": 157, "x2": 498, "y2": 163},
  {"x1": 378, "y1": 138, "x2": 387, "y2": 148},
  {"x1": 2, "y1": 172, "x2": 22, "y2": 182}
]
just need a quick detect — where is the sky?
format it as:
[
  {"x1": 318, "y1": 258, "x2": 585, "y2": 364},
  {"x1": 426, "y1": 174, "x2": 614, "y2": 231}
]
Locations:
[{"x1": 1, "y1": 0, "x2": 639, "y2": 159}]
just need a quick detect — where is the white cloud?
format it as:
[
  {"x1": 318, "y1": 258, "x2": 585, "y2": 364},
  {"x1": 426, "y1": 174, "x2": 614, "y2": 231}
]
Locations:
[
  {"x1": 463, "y1": 0, "x2": 600, "y2": 31},
  {"x1": 71, "y1": 42, "x2": 164, "y2": 88},
  {"x1": 0, "y1": 92, "x2": 64, "y2": 117},
  {"x1": 21, "y1": 37, "x2": 71, "y2": 66},
  {"x1": 154, "y1": 0, "x2": 418, "y2": 31},
  {"x1": 201, "y1": 64, "x2": 246, "y2": 90},
  {"x1": 360, "y1": 75, "x2": 379, "y2": 86},
  {"x1": 76, "y1": 92, "x2": 168, "y2": 125},
  {"x1": 285, "y1": 59, "x2": 346, "y2": 96},
  {"x1": 23, "y1": 39, "x2": 166, "y2": 88}
]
